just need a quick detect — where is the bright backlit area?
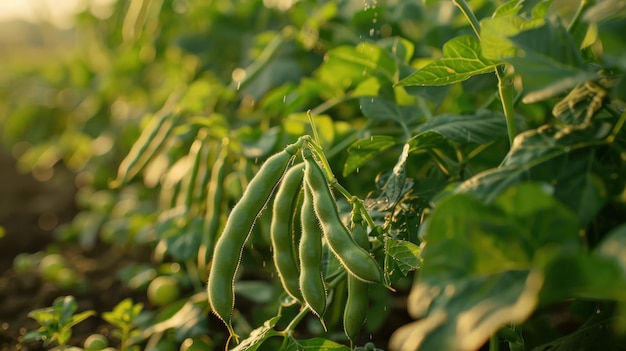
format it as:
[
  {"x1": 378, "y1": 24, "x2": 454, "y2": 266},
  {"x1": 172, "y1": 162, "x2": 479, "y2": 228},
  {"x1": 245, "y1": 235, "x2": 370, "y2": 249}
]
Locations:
[{"x1": 0, "y1": 0, "x2": 116, "y2": 28}]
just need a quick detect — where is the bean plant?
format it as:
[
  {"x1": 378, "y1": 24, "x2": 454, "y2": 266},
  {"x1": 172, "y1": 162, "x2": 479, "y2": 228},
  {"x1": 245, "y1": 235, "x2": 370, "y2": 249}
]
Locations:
[{"x1": 6, "y1": 0, "x2": 626, "y2": 350}]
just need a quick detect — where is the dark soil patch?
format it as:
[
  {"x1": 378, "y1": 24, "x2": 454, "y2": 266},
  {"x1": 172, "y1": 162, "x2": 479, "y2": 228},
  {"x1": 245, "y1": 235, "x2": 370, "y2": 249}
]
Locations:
[{"x1": 0, "y1": 152, "x2": 150, "y2": 351}]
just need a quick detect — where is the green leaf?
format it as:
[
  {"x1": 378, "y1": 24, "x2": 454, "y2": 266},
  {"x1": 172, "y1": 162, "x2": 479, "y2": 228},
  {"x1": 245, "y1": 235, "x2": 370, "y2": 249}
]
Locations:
[
  {"x1": 54, "y1": 296, "x2": 78, "y2": 325},
  {"x1": 232, "y1": 315, "x2": 282, "y2": 351},
  {"x1": 27, "y1": 308, "x2": 56, "y2": 326},
  {"x1": 391, "y1": 183, "x2": 580, "y2": 350},
  {"x1": 506, "y1": 21, "x2": 591, "y2": 100},
  {"x1": 457, "y1": 123, "x2": 611, "y2": 226},
  {"x1": 480, "y1": 1, "x2": 548, "y2": 60},
  {"x1": 359, "y1": 97, "x2": 421, "y2": 124},
  {"x1": 386, "y1": 238, "x2": 421, "y2": 275},
  {"x1": 397, "y1": 36, "x2": 501, "y2": 86},
  {"x1": 132, "y1": 301, "x2": 208, "y2": 344},
  {"x1": 352, "y1": 76, "x2": 382, "y2": 97},
  {"x1": 391, "y1": 270, "x2": 541, "y2": 351},
  {"x1": 21, "y1": 330, "x2": 46, "y2": 343},
  {"x1": 423, "y1": 0, "x2": 443, "y2": 6},
  {"x1": 415, "y1": 110, "x2": 511, "y2": 144},
  {"x1": 529, "y1": 306, "x2": 626, "y2": 351},
  {"x1": 555, "y1": 167, "x2": 606, "y2": 227},
  {"x1": 407, "y1": 131, "x2": 447, "y2": 151},
  {"x1": 315, "y1": 43, "x2": 397, "y2": 92},
  {"x1": 367, "y1": 143, "x2": 413, "y2": 212},
  {"x1": 359, "y1": 97, "x2": 402, "y2": 122},
  {"x1": 164, "y1": 217, "x2": 203, "y2": 261},
  {"x1": 595, "y1": 224, "x2": 626, "y2": 274},
  {"x1": 234, "y1": 281, "x2": 275, "y2": 304},
  {"x1": 343, "y1": 136, "x2": 397, "y2": 176},
  {"x1": 540, "y1": 254, "x2": 626, "y2": 304},
  {"x1": 102, "y1": 298, "x2": 143, "y2": 329},
  {"x1": 68, "y1": 310, "x2": 97, "y2": 328},
  {"x1": 56, "y1": 329, "x2": 72, "y2": 347},
  {"x1": 378, "y1": 36, "x2": 415, "y2": 65},
  {"x1": 422, "y1": 184, "x2": 580, "y2": 279},
  {"x1": 294, "y1": 338, "x2": 351, "y2": 350}
]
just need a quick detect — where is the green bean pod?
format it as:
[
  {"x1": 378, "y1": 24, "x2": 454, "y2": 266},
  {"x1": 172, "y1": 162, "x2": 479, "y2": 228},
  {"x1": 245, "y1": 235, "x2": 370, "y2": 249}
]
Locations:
[
  {"x1": 191, "y1": 132, "x2": 214, "y2": 207},
  {"x1": 270, "y1": 163, "x2": 305, "y2": 303},
  {"x1": 177, "y1": 137, "x2": 205, "y2": 212},
  {"x1": 198, "y1": 139, "x2": 229, "y2": 279},
  {"x1": 299, "y1": 180, "x2": 327, "y2": 320},
  {"x1": 112, "y1": 93, "x2": 181, "y2": 187},
  {"x1": 344, "y1": 213, "x2": 370, "y2": 343},
  {"x1": 303, "y1": 149, "x2": 382, "y2": 284},
  {"x1": 207, "y1": 140, "x2": 301, "y2": 338}
]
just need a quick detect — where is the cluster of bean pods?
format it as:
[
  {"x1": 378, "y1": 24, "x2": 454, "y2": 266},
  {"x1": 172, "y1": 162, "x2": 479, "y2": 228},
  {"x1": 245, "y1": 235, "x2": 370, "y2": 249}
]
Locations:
[{"x1": 206, "y1": 136, "x2": 383, "y2": 346}]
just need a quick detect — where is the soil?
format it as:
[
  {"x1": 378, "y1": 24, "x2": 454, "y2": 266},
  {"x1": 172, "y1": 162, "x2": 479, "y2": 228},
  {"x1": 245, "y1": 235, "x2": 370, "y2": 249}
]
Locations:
[{"x1": 0, "y1": 152, "x2": 149, "y2": 351}]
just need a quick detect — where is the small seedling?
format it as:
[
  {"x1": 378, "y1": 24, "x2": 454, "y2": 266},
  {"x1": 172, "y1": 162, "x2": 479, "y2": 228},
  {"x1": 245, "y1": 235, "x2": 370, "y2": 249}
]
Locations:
[{"x1": 22, "y1": 295, "x2": 95, "y2": 350}]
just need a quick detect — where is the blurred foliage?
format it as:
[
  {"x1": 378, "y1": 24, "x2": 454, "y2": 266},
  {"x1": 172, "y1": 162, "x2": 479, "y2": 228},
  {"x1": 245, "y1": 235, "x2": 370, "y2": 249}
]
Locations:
[{"x1": 3, "y1": 0, "x2": 626, "y2": 350}]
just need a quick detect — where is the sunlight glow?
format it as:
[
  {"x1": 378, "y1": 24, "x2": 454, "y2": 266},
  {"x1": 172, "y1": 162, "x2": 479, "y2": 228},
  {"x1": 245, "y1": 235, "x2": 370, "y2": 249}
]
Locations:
[{"x1": 0, "y1": 0, "x2": 116, "y2": 28}]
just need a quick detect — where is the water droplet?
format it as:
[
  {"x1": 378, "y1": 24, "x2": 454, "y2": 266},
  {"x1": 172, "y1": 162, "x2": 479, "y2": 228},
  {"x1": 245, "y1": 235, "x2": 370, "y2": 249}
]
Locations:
[
  {"x1": 369, "y1": 28, "x2": 375, "y2": 37},
  {"x1": 283, "y1": 95, "x2": 287, "y2": 103}
]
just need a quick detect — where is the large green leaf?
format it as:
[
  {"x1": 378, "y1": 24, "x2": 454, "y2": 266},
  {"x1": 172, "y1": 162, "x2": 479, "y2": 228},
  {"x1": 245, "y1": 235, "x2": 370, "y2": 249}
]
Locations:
[
  {"x1": 315, "y1": 43, "x2": 398, "y2": 93},
  {"x1": 457, "y1": 123, "x2": 611, "y2": 226},
  {"x1": 596, "y1": 224, "x2": 626, "y2": 274},
  {"x1": 359, "y1": 97, "x2": 421, "y2": 124},
  {"x1": 540, "y1": 254, "x2": 626, "y2": 305},
  {"x1": 415, "y1": 109, "x2": 511, "y2": 144},
  {"x1": 392, "y1": 270, "x2": 539, "y2": 351},
  {"x1": 396, "y1": 36, "x2": 501, "y2": 87},
  {"x1": 480, "y1": 0, "x2": 548, "y2": 60},
  {"x1": 343, "y1": 135, "x2": 397, "y2": 176},
  {"x1": 391, "y1": 183, "x2": 580, "y2": 351},
  {"x1": 530, "y1": 305, "x2": 626, "y2": 351},
  {"x1": 506, "y1": 21, "x2": 592, "y2": 102}
]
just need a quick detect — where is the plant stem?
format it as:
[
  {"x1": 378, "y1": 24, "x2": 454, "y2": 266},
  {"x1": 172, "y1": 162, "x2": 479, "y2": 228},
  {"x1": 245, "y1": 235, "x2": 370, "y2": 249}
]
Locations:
[
  {"x1": 231, "y1": 26, "x2": 294, "y2": 91},
  {"x1": 280, "y1": 271, "x2": 347, "y2": 336},
  {"x1": 568, "y1": 0, "x2": 590, "y2": 32},
  {"x1": 453, "y1": 0, "x2": 517, "y2": 146},
  {"x1": 452, "y1": 0, "x2": 481, "y2": 39},
  {"x1": 498, "y1": 326, "x2": 525, "y2": 351},
  {"x1": 308, "y1": 96, "x2": 350, "y2": 117},
  {"x1": 497, "y1": 68, "x2": 517, "y2": 146},
  {"x1": 489, "y1": 335, "x2": 499, "y2": 351}
]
